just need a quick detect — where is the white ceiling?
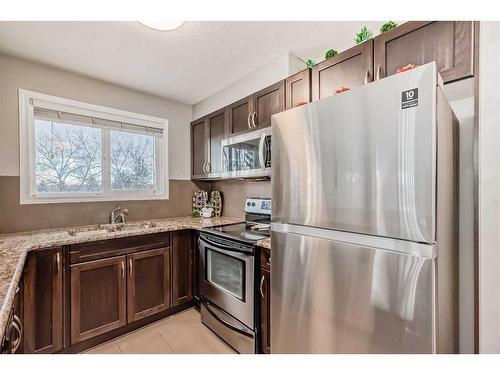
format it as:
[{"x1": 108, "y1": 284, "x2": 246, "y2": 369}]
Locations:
[{"x1": 0, "y1": 21, "x2": 385, "y2": 105}]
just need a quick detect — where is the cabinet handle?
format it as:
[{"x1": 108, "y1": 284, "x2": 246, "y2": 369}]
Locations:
[
  {"x1": 247, "y1": 112, "x2": 252, "y2": 129},
  {"x1": 260, "y1": 275, "x2": 265, "y2": 298},
  {"x1": 129, "y1": 258, "x2": 133, "y2": 277},
  {"x1": 121, "y1": 260, "x2": 125, "y2": 280},
  {"x1": 375, "y1": 65, "x2": 382, "y2": 81},
  {"x1": 206, "y1": 162, "x2": 211, "y2": 174},
  {"x1": 12, "y1": 314, "x2": 22, "y2": 348},
  {"x1": 252, "y1": 112, "x2": 258, "y2": 128},
  {"x1": 9, "y1": 320, "x2": 21, "y2": 354},
  {"x1": 56, "y1": 252, "x2": 60, "y2": 274},
  {"x1": 364, "y1": 69, "x2": 370, "y2": 84}
]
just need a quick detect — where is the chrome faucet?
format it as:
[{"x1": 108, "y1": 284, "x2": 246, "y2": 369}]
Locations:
[{"x1": 110, "y1": 207, "x2": 128, "y2": 224}]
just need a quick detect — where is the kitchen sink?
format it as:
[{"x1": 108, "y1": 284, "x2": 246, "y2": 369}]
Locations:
[{"x1": 67, "y1": 222, "x2": 159, "y2": 236}]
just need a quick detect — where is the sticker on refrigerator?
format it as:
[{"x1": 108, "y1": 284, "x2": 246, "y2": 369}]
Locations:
[{"x1": 401, "y1": 88, "x2": 418, "y2": 109}]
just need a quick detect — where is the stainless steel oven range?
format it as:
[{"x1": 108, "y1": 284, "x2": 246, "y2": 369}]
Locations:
[{"x1": 198, "y1": 197, "x2": 271, "y2": 354}]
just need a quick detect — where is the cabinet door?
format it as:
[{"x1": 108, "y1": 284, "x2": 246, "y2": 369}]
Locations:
[
  {"x1": 312, "y1": 40, "x2": 373, "y2": 100},
  {"x1": 23, "y1": 247, "x2": 63, "y2": 354},
  {"x1": 70, "y1": 256, "x2": 126, "y2": 344},
  {"x1": 253, "y1": 81, "x2": 285, "y2": 129},
  {"x1": 207, "y1": 108, "x2": 227, "y2": 176},
  {"x1": 171, "y1": 231, "x2": 194, "y2": 306},
  {"x1": 191, "y1": 117, "x2": 208, "y2": 179},
  {"x1": 285, "y1": 69, "x2": 311, "y2": 109},
  {"x1": 227, "y1": 96, "x2": 254, "y2": 135},
  {"x1": 127, "y1": 248, "x2": 170, "y2": 323},
  {"x1": 374, "y1": 21, "x2": 474, "y2": 83},
  {"x1": 259, "y1": 269, "x2": 270, "y2": 354}
]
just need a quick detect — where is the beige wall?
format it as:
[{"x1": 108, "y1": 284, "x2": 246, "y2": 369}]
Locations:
[
  {"x1": 0, "y1": 176, "x2": 210, "y2": 233},
  {"x1": 0, "y1": 53, "x2": 271, "y2": 233},
  {"x1": 0, "y1": 53, "x2": 203, "y2": 233},
  {"x1": 0, "y1": 53, "x2": 192, "y2": 179},
  {"x1": 211, "y1": 180, "x2": 270, "y2": 217}
]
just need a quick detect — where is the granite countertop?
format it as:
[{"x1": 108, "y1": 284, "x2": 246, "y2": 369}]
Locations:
[
  {"x1": 0, "y1": 216, "x2": 243, "y2": 339},
  {"x1": 256, "y1": 237, "x2": 271, "y2": 250}
]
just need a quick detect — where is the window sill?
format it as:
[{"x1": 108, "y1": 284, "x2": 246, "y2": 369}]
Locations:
[{"x1": 20, "y1": 193, "x2": 169, "y2": 205}]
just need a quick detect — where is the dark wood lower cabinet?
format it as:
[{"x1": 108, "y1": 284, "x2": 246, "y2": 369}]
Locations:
[
  {"x1": 23, "y1": 247, "x2": 63, "y2": 354},
  {"x1": 259, "y1": 268, "x2": 270, "y2": 354},
  {"x1": 18, "y1": 231, "x2": 198, "y2": 353},
  {"x1": 127, "y1": 247, "x2": 171, "y2": 322},
  {"x1": 70, "y1": 256, "x2": 127, "y2": 345},
  {"x1": 171, "y1": 231, "x2": 194, "y2": 306}
]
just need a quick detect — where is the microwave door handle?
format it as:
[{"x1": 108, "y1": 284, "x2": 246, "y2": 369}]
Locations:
[{"x1": 258, "y1": 133, "x2": 266, "y2": 169}]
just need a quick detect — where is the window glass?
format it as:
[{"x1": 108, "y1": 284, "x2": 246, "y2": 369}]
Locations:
[
  {"x1": 110, "y1": 130, "x2": 156, "y2": 191},
  {"x1": 35, "y1": 119, "x2": 102, "y2": 193}
]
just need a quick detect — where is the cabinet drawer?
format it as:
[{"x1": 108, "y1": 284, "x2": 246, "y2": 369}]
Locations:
[
  {"x1": 70, "y1": 232, "x2": 170, "y2": 264},
  {"x1": 260, "y1": 247, "x2": 270, "y2": 270}
]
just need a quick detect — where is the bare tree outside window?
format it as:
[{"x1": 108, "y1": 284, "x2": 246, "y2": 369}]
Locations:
[
  {"x1": 110, "y1": 130, "x2": 155, "y2": 190},
  {"x1": 35, "y1": 120, "x2": 102, "y2": 193}
]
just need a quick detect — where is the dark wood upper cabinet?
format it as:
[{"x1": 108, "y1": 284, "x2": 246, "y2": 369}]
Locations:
[
  {"x1": 207, "y1": 108, "x2": 227, "y2": 175},
  {"x1": 285, "y1": 69, "x2": 311, "y2": 109},
  {"x1": 259, "y1": 268, "x2": 270, "y2": 354},
  {"x1": 191, "y1": 117, "x2": 209, "y2": 179},
  {"x1": 171, "y1": 231, "x2": 194, "y2": 306},
  {"x1": 312, "y1": 40, "x2": 374, "y2": 100},
  {"x1": 70, "y1": 256, "x2": 127, "y2": 344},
  {"x1": 227, "y1": 95, "x2": 254, "y2": 136},
  {"x1": 374, "y1": 21, "x2": 475, "y2": 83},
  {"x1": 127, "y1": 248, "x2": 171, "y2": 323},
  {"x1": 252, "y1": 81, "x2": 285, "y2": 129},
  {"x1": 23, "y1": 247, "x2": 63, "y2": 354}
]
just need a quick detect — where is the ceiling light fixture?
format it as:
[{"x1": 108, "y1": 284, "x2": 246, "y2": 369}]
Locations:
[{"x1": 139, "y1": 21, "x2": 184, "y2": 31}]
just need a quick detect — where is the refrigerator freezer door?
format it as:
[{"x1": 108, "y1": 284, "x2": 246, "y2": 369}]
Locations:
[
  {"x1": 271, "y1": 228, "x2": 435, "y2": 354},
  {"x1": 272, "y1": 63, "x2": 437, "y2": 243}
]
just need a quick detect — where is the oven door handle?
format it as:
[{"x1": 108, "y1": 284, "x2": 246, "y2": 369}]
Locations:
[
  {"x1": 202, "y1": 301, "x2": 254, "y2": 338},
  {"x1": 199, "y1": 236, "x2": 253, "y2": 255}
]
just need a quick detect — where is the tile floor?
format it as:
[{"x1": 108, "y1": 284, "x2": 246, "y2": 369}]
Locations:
[{"x1": 84, "y1": 308, "x2": 237, "y2": 354}]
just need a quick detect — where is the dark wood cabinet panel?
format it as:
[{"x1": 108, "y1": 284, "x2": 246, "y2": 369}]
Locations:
[
  {"x1": 259, "y1": 268, "x2": 270, "y2": 354},
  {"x1": 312, "y1": 40, "x2": 373, "y2": 100},
  {"x1": 228, "y1": 96, "x2": 253, "y2": 135},
  {"x1": 191, "y1": 117, "x2": 208, "y2": 179},
  {"x1": 253, "y1": 81, "x2": 285, "y2": 129},
  {"x1": 207, "y1": 108, "x2": 227, "y2": 175},
  {"x1": 171, "y1": 231, "x2": 194, "y2": 306},
  {"x1": 260, "y1": 247, "x2": 270, "y2": 271},
  {"x1": 374, "y1": 21, "x2": 474, "y2": 83},
  {"x1": 286, "y1": 69, "x2": 311, "y2": 109},
  {"x1": 70, "y1": 256, "x2": 126, "y2": 344},
  {"x1": 23, "y1": 247, "x2": 63, "y2": 354},
  {"x1": 69, "y1": 233, "x2": 170, "y2": 264},
  {"x1": 127, "y1": 248, "x2": 170, "y2": 323}
]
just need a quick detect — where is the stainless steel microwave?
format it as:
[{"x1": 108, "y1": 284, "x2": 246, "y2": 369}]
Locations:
[{"x1": 221, "y1": 127, "x2": 271, "y2": 179}]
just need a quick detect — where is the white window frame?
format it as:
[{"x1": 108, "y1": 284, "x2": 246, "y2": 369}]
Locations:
[{"x1": 19, "y1": 89, "x2": 169, "y2": 204}]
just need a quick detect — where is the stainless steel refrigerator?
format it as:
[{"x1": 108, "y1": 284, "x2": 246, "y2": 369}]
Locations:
[{"x1": 270, "y1": 62, "x2": 458, "y2": 354}]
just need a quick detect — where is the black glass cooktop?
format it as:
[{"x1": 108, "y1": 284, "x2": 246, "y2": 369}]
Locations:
[{"x1": 202, "y1": 222, "x2": 270, "y2": 244}]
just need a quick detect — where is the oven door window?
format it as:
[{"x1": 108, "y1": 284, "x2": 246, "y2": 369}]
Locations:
[
  {"x1": 206, "y1": 248, "x2": 245, "y2": 301},
  {"x1": 223, "y1": 138, "x2": 260, "y2": 172}
]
